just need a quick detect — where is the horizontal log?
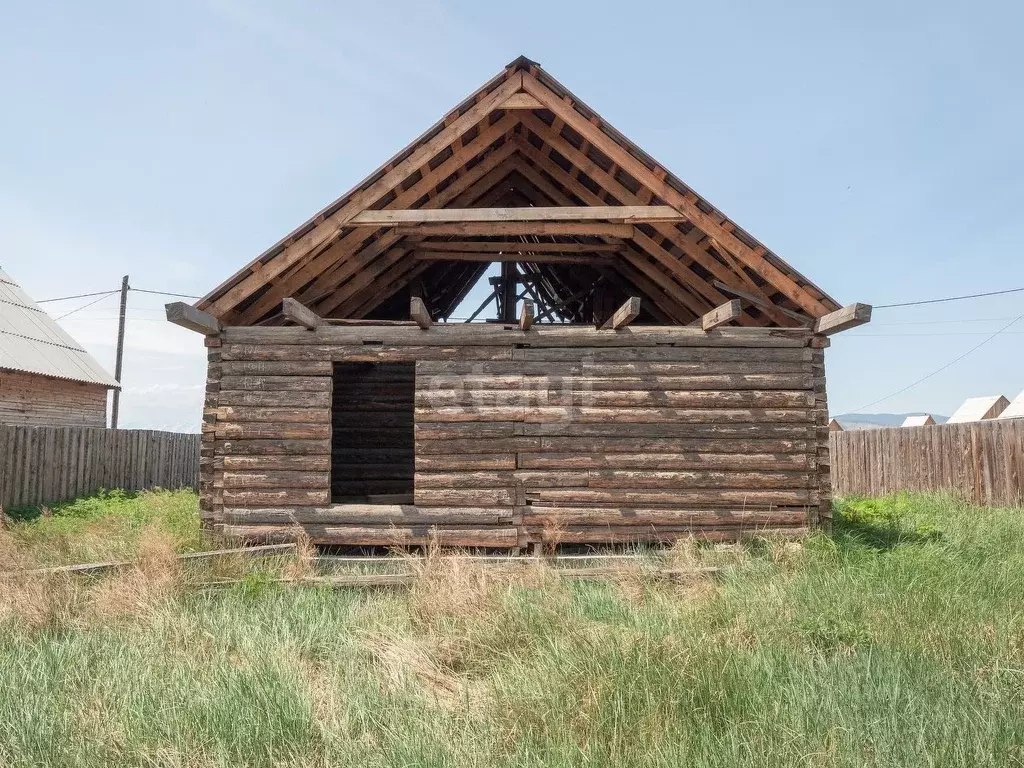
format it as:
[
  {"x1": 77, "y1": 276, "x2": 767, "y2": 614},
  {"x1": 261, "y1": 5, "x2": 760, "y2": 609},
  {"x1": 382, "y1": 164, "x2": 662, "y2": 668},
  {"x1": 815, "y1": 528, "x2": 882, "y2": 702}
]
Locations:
[
  {"x1": 414, "y1": 240, "x2": 622, "y2": 253},
  {"x1": 222, "y1": 524, "x2": 519, "y2": 547},
  {"x1": 525, "y1": 489, "x2": 816, "y2": 506},
  {"x1": 219, "y1": 376, "x2": 332, "y2": 392},
  {"x1": 415, "y1": 453, "x2": 517, "y2": 471},
  {"x1": 417, "y1": 406, "x2": 818, "y2": 424},
  {"x1": 222, "y1": 344, "x2": 513, "y2": 362},
  {"x1": 216, "y1": 424, "x2": 331, "y2": 440},
  {"x1": 414, "y1": 471, "x2": 589, "y2": 489},
  {"x1": 416, "y1": 373, "x2": 815, "y2": 391},
  {"x1": 349, "y1": 205, "x2": 684, "y2": 225},
  {"x1": 587, "y1": 470, "x2": 813, "y2": 489},
  {"x1": 415, "y1": 361, "x2": 814, "y2": 376},
  {"x1": 220, "y1": 361, "x2": 333, "y2": 376},
  {"x1": 222, "y1": 488, "x2": 331, "y2": 505},
  {"x1": 513, "y1": 347, "x2": 813, "y2": 363},
  {"x1": 415, "y1": 389, "x2": 815, "y2": 409},
  {"x1": 218, "y1": 391, "x2": 331, "y2": 408},
  {"x1": 517, "y1": 452, "x2": 815, "y2": 471},
  {"x1": 414, "y1": 421, "x2": 517, "y2": 440},
  {"x1": 166, "y1": 302, "x2": 221, "y2": 334},
  {"x1": 222, "y1": 506, "x2": 515, "y2": 526},
  {"x1": 414, "y1": 488, "x2": 516, "y2": 506},
  {"x1": 392, "y1": 223, "x2": 636, "y2": 237},
  {"x1": 522, "y1": 507, "x2": 809, "y2": 527},
  {"x1": 222, "y1": 455, "x2": 331, "y2": 471},
  {"x1": 516, "y1": 422, "x2": 818, "y2": 438},
  {"x1": 415, "y1": 437, "x2": 542, "y2": 454},
  {"x1": 221, "y1": 471, "x2": 330, "y2": 489},
  {"x1": 221, "y1": 326, "x2": 812, "y2": 348},
  {"x1": 219, "y1": 438, "x2": 331, "y2": 455},
  {"x1": 525, "y1": 526, "x2": 809, "y2": 544},
  {"x1": 212, "y1": 407, "x2": 330, "y2": 423},
  {"x1": 536, "y1": 437, "x2": 812, "y2": 454}
]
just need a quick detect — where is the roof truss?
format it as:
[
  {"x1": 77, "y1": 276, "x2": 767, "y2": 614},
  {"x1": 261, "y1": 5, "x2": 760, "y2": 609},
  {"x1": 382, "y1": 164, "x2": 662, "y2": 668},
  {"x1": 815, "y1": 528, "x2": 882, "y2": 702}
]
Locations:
[{"x1": 197, "y1": 57, "x2": 841, "y2": 327}]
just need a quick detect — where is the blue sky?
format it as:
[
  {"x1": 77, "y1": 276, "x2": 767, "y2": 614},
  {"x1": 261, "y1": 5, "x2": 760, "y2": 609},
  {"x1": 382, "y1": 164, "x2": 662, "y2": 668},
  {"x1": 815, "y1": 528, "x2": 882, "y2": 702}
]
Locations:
[{"x1": 1, "y1": 0, "x2": 1021, "y2": 429}]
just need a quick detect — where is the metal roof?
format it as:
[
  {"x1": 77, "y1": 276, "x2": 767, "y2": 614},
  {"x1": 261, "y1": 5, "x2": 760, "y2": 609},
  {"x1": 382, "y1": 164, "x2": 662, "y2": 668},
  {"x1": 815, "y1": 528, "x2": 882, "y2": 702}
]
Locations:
[
  {"x1": 0, "y1": 267, "x2": 119, "y2": 388},
  {"x1": 946, "y1": 395, "x2": 1009, "y2": 423}
]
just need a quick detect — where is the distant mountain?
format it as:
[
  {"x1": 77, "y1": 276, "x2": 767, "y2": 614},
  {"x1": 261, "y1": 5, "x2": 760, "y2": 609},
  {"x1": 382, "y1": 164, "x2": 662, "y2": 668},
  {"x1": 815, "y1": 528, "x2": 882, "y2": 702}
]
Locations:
[{"x1": 833, "y1": 412, "x2": 949, "y2": 431}]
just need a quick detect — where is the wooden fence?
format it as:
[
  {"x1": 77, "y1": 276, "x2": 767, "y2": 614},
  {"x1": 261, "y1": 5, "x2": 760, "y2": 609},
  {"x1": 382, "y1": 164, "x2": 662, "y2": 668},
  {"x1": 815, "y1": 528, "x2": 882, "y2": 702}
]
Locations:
[
  {"x1": 0, "y1": 425, "x2": 200, "y2": 510},
  {"x1": 830, "y1": 419, "x2": 1024, "y2": 507}
]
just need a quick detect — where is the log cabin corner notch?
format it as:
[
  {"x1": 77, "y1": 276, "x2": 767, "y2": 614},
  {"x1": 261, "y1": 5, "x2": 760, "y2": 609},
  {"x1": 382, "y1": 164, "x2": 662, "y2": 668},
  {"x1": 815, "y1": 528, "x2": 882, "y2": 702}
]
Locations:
[{"x1": 176, "y1": 55, "x2": 870, "y2": 548}]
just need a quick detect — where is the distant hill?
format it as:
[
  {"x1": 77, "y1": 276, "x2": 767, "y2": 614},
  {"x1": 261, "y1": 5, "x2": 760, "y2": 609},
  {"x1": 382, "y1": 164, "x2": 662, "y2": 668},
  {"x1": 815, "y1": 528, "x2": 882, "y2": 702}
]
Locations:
[{"x1": 832, "y1": 412, "x2": 949, "y2": 431}]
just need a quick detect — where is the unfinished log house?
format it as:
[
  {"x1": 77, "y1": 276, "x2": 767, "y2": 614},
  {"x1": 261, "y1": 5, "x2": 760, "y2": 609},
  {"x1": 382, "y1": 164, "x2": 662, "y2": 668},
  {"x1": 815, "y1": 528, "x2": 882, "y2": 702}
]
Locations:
[{"x1": 170, "y1": 57, "x2": 870, "y2": 549}]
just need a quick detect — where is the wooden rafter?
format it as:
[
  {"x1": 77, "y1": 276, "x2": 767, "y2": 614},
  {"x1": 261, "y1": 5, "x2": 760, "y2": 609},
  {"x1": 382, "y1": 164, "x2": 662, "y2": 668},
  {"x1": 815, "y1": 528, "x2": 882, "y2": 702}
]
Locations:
[{"x1": 349, "y1": 206, "x2": 682, "y2": 226}]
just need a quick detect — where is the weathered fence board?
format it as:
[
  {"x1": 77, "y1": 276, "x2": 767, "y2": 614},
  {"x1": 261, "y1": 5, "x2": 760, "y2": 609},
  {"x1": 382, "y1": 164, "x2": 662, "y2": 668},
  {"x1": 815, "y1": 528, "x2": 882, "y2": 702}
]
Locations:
[
  {"x1": 830, "y1": 420, "x2": 1024, "y2": 507},
  {"x1": 0, "y1": 425, "x2": 200, "y2": 509}
]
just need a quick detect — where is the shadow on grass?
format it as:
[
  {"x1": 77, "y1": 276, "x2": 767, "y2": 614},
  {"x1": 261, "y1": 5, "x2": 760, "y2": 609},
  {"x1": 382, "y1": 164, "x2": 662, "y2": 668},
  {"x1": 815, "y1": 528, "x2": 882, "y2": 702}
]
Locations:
[
  {"x1": 829, "y1": 495, "x2": 943, "y2": 552},
  {"x1": 3, "y1": 489, "x2": 143, "y2": 523}
]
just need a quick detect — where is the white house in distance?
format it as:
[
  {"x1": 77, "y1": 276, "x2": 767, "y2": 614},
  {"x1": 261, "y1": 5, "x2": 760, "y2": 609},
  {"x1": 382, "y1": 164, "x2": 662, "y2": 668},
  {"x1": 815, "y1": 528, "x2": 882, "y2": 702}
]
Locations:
[
  {"x1": 997, "y1": 391, "x2": 1024, "y2": 420},
  {"x1": 946, "y1": 395, "x2": 1010, "y2": 424},
  {"x1": 901, "y1": 414, "x2": 936, "y2": 427}
]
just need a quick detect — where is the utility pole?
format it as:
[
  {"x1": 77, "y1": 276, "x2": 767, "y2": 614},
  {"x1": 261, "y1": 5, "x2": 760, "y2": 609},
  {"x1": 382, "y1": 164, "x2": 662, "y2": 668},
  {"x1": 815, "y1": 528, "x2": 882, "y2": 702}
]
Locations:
[{"x1": 110, "y1": 274, "x2": 129, "y2": 429}]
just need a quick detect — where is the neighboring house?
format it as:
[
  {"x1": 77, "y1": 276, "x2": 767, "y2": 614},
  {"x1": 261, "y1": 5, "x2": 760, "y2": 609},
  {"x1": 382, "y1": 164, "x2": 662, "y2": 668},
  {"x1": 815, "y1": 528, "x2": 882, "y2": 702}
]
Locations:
[
  {"x1": 902, "y1": 414, "x2": 936, "y2": 427},
  {"x1": 946, "y1": 395, "x2": 1010, "y2": 424},
  {"x1": 0, "y1": 267, "x2": 119, "y2": 427},
  {"x1": 998, "y1": 391, "x2": 1024, "y2": 420},
  {"x1": 829, "y1": 418, "x2": 844, "y2": 432}
]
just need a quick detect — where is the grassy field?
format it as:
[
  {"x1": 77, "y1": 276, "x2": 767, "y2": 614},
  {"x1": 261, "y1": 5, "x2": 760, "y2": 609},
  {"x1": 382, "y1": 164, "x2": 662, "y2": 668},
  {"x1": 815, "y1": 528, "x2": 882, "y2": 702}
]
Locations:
[{"x1": 2, "y1": 491, "x2": 1023, "y2": 767}]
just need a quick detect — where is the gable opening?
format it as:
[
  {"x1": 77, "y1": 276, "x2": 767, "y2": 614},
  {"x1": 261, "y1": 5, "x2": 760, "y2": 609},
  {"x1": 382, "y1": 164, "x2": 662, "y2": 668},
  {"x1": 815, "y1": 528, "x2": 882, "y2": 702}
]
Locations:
[{"x1": 331, "y1": 362, "x2": 415, "y2": 503}]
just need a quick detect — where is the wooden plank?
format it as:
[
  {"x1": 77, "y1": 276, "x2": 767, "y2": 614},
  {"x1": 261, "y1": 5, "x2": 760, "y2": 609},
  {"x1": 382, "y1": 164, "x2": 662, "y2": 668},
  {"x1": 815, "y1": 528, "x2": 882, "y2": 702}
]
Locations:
[
  {"x1": 600, "y1": 297, "x2": 641, "y2": 330},
  {"x1": 222, "y1": 524, "x2": 519, "y2": 547},
  {"x1": 413, "y1": 240, "x2": 621, "y2": 253},
  {"x1": 519, "y1": 299, "x2": 534, "y2": 331},
  {"x1": 518, "y1": 452, "x2": 813, "y2": 471},
  {"x1": 415, "y1": 251, "x2": 607, "y2": 264},
  {"x1": 350, "y1": 206, "x2": 683, "y2": 226},
  {"x1": 497, "y1": 92, "x2": 545, "y2": 109},
  {"x1": 410, "y1": 296, "x2": 432, "y2": 329},
  {"x1": 392, "y1": 223, "x2": 636, "y2": 237},
  {"x1": 691, "y1": 299, "x2": 743, "y2": 331},
  {"x1": 281, "y1": 297, "x2": 323, "y2": 329},
  {"x1": 813, "y1": 303, "x2": 872, "y2": 335},
  {"x1": 165, "y1": 302, "x2": 221, "y2": 334}
]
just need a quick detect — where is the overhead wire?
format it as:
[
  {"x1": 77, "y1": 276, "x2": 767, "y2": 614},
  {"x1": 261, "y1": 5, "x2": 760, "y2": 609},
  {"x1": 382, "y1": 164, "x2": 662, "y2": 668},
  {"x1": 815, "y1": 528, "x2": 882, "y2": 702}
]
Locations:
[
  {"x1": 54, "y1": 292, "x2": 117, "y2": 320},
  {"x1": 849, "y1": 311, "x2": 1024, "y2": 413}
]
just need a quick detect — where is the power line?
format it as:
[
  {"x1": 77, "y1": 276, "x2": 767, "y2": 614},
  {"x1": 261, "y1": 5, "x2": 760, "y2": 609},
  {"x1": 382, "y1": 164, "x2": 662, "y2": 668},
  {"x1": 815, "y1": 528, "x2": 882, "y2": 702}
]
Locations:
[
  {"x1": 36, "y1": 289, "x2": 119, "y2": 304},
  {"x1": 130, "y1": 287, "x2": 202, "y2": 299},
  {"x1": 850, "y1": 311, "x2": 1024, "y2": 413},
  {"x1": 54, "y1": 292, "x2": 117, "y2": 320},
  {"x1": 874, "y1": 286, "x2": 1024, "y2": 309}
]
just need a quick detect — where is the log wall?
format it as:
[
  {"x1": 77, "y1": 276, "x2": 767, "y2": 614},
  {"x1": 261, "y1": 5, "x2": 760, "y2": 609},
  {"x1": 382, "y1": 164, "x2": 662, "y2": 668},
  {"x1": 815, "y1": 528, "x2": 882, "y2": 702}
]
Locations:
[
  {"x1": 0, "y1": 370, "x2": 108, "y2": 427},
  {"x1": 203, "y1": 325, "x2": 829, "y2": 547}
]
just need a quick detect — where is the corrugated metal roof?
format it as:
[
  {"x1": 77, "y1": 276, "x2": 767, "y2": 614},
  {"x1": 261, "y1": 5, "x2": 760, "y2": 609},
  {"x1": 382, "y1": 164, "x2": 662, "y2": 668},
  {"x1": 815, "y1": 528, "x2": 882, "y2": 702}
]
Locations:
[
  {"x1": 0, "y1": 268, "x2": 119, "y2": 388},
  {"x1": 946, "y1": 395, "x2": 1009, "y2": 423}
]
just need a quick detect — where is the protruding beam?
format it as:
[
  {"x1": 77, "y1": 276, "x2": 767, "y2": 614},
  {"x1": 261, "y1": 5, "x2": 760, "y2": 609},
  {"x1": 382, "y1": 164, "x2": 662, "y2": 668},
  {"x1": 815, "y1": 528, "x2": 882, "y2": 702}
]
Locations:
[
  {"x1": 281, "y1": 297, "x2": 323, "y2": 330},
  {"x1": 813, "y1": 303, "x2": 872, "y2": 335},
  {"x1": 165, "y1": 302, "x2": 221, "y2": 335},
  {"x1": 600, "y1": 297, "x2": 641, "y2": 330},
  {"x1": 520, "y1": 299, "x2": 535, "y2": 331},
  {"x1": 410, "y1": 296, "x2": 432, "y2": 330},
  {"x1": 393, "y1": 223, "x2": 637, "y2": 238},
  {"x1": 689, "y1": 299, "x2": 742, "y2": 331},
  {"x1": 350, "y1": 206, "x2": 683, "y2": 226}
]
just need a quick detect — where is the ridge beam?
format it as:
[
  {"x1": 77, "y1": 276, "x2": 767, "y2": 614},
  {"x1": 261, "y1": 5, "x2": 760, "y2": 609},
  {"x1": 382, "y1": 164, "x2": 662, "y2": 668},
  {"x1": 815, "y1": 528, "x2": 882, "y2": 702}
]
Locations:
[
  {"x1": 393, "y1": 223, "x2": 636, "y2": 238},
  {"x1": 350, "y1": 206, "x2": 682, "y2": 226}
]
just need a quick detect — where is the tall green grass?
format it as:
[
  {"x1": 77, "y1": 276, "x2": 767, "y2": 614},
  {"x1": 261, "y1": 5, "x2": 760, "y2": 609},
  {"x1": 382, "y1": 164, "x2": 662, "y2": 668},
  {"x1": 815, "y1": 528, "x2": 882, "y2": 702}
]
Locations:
[{"x1": 1, "y1": 491, "x2": 1023, "y2": 766}]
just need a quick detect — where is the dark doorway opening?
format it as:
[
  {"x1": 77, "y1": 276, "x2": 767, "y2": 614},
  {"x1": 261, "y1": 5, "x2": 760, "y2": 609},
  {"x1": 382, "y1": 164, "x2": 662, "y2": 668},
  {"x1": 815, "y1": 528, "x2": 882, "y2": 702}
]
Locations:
[{"x1": 331, "y1": 362, "x2": 415, "y2": 503}]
